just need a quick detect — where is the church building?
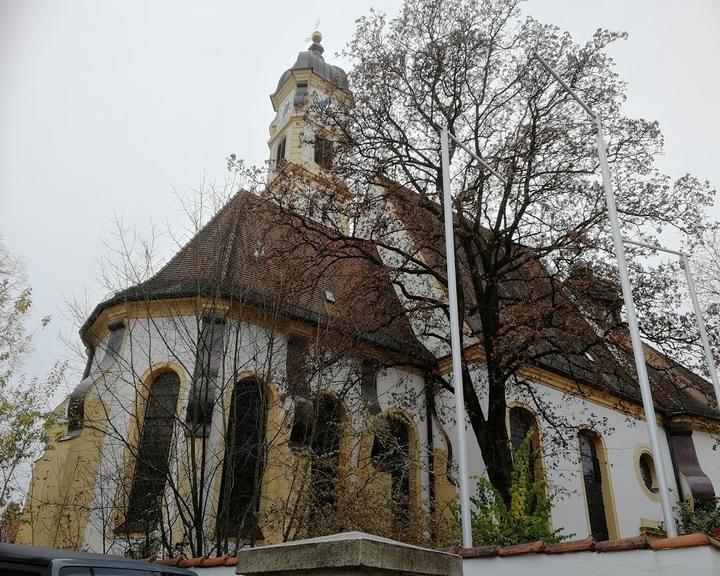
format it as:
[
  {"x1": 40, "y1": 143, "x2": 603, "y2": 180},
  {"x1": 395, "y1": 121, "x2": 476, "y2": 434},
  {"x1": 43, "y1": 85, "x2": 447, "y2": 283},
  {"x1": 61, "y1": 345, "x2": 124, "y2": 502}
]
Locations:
[{"x1": 17, "y1": 32, "x2": 720, "y2": 558}]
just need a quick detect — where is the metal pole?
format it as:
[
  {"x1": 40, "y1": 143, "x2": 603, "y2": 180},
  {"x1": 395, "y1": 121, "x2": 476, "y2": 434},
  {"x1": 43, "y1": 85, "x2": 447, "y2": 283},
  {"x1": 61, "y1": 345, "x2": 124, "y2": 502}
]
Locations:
[
  {"x1": 623, "y1": 238, "x2": 685, "y2": 257},
  {"x1": 681, "y1": 253, "x2": 720, "y2": 408},
  {"x1": 446, "y1": 131, "x2": 507, "y2": 184},
  {"x1": 624, "y1": 238, "x2": 720, "y2": 421},
  {"x1": 533, "y1": 52, "x2": 677, "y2": 536},
  {"x1": 440, "y1": 122, "x2": 473, "y2": 548},
  {"x1": 594, "y1": 119, "x2": 677, "y2": 536}
]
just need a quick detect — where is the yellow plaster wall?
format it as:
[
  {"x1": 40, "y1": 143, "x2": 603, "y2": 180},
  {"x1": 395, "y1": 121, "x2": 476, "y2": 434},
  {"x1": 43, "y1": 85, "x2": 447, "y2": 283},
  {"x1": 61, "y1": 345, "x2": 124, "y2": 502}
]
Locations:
[{"x1": 17, "y1": 399, "x2": 106, "y2": 548}]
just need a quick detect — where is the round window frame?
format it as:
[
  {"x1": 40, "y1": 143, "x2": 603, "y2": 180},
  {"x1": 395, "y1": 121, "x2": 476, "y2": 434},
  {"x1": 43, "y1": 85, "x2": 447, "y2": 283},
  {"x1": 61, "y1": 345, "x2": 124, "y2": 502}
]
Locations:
[{"x1": 634, "y1": 446, "x2": 661, "y2": 502}]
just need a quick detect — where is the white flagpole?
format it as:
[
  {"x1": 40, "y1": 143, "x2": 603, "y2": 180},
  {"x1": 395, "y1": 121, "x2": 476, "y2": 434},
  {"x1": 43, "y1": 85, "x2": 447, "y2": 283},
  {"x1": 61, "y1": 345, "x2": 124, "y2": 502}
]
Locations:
[
  {"x1": 624, "y1": 239, "x2": 720, "y2": 411},
  {"x1": 440, "y1": 122, "x2": 473, "y2": 549},
  {"x1": 681, "y1": 254, "x2": 720, "y2": 408},
  {"x1": 534, "y1": 53, "x2": 677, "y2": 536}
]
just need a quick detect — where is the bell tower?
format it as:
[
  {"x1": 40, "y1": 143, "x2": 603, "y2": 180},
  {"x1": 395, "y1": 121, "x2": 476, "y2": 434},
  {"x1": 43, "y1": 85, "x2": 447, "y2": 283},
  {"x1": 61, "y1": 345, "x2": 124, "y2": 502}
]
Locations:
[{"x1": 267, "y1": 31, "x2": 350, "y2": 181}]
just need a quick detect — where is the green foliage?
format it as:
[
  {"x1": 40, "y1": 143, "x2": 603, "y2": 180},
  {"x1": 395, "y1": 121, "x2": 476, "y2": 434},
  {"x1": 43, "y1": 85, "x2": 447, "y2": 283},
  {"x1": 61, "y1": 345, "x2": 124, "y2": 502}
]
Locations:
[
  {"x1": 459, "y1": 434, "x2": 570, "y2": 546},
  {"x1": 675, "y1": 498, "x2": 720, "y2": 536},
  {"x1": 0, "y1": 236, "x2": 63, "y2": 537},
  {"x1": 0, "y1": 501, "x2": 21, "y2": 542}
]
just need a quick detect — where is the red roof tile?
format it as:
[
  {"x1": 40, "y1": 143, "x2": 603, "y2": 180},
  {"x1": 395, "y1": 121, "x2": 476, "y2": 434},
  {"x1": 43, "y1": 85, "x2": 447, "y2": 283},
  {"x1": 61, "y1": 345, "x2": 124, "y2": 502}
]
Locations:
[
  {"x1": 81, "y1": 190, "x2": 426, "y2": 360},
  {"x1": 649, "y1": 533, "x2": 710, "y2": 550},
  {"x1": 543, "y1": 536, "x2": 594, "y2": 554},
  {"x1": 496, "y1": 540, "x2": 544, "y2": 556}
]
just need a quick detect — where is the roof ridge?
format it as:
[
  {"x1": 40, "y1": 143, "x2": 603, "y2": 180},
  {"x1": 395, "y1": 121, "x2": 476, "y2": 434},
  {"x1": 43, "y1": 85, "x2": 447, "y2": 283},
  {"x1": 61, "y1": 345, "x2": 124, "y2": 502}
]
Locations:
[{"x1": 139, "y1": 188, "x2": 252, "y2": 290}]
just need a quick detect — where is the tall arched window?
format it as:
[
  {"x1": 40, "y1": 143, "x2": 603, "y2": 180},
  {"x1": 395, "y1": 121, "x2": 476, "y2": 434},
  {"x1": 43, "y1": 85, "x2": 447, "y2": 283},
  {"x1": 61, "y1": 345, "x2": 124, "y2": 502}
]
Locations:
[
  {"x1": 578, "y1": 430, "x2": 610, "y2": 541},
  {"x1": 216, "y1": 378, "x2": 266, "y2": 540},
  {"x1": 123, "y1": 371, "x2": 180, "y2": 533},
  {"x1": 309, "y1": 394, "x2": 342, "y2": 517},
  {"x1": 509, "y1": 406, "x2": 540, "y2": 481},
  {"x1": 371, "y1": 413, "x2": 411, "y2": 527}
]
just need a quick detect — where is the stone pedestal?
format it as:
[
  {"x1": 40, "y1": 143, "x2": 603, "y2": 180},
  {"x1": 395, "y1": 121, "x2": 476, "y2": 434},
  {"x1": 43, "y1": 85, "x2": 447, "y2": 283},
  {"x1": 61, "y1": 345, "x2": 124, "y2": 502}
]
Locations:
[{"x1": 235, "y1": 532, "x2": 462, "y2": 576}]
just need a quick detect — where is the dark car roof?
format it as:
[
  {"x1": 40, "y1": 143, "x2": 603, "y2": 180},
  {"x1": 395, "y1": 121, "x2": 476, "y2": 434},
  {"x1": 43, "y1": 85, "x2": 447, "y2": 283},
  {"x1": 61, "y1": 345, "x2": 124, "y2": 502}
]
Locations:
[{"x1": 0, "y1": 542, "x2": 196, "y2": 575}]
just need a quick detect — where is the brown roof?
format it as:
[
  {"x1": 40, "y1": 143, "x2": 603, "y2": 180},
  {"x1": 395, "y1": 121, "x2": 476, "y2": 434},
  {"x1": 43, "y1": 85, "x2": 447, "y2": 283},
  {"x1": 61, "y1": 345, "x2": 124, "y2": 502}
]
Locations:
[
  {"x1": 81, "y1": 190, "x2": 427, "y2": 360},
  {"x1": 81, "y1": 183, "x2": 717, "y2": 420},
  {"x1": 381, "y1": 181, "x2": 719, "y2": 420}
]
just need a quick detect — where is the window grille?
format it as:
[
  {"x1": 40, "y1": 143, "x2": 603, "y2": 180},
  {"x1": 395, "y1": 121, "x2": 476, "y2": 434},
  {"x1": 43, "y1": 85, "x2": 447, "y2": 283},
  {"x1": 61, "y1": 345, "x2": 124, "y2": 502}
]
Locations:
[
  {"x1": 216, "y1": 378, "x2": 266, "y2": 540},
  {"x1": 185, "y1": 315, "x2": 225, "y2": 436},
  {"x1": 123, "y1": 371, "x2": 180, "y2": 533},
  {"x1": 578, "y1": 430, "x2": 610, "y2": 541},
  {"x1": 509, "y1": 407, "x2": 538, "y2": 482},
  {"x1": 286, "y1": 335, "x2": 310, "y2": 398},
  {"x1": 509, "y1": 407, "x2": 535, "y2": 453},
  {"x1": 313, "y1": 136, "x2": 334, "y2": 169},
  {"x1": 309, "y1": 395, "x2": 342, "y2": 515},
  {"x1": 371, "y1": 413, "x2": 411, "y2": 527},
  {"x1": 639, "y1": 453, "x2": 658, "y2": 493}
]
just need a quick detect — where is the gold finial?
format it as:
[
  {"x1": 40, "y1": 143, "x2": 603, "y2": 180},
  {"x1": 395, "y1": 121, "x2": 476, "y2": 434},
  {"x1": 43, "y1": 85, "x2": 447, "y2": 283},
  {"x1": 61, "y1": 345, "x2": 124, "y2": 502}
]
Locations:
[{"x1": 311, "y1": 30, "x2": 322, "y2": 44}]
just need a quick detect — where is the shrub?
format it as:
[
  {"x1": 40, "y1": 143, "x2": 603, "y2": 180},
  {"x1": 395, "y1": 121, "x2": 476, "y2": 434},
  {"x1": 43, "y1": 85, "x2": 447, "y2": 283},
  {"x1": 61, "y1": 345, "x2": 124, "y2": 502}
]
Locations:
[
  {"x1": 675, "y1": 498, "x2": 720, "y2": 536},
  {"x1": 458, "y1": 434, "x2": 570, "y2": 546}
]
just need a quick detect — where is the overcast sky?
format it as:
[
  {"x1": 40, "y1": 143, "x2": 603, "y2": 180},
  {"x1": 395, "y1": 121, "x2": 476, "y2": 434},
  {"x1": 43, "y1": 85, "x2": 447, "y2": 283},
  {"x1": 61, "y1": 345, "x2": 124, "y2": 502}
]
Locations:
[{"x1": 1, "y1": 0, "x2": 718, "y2": 395}]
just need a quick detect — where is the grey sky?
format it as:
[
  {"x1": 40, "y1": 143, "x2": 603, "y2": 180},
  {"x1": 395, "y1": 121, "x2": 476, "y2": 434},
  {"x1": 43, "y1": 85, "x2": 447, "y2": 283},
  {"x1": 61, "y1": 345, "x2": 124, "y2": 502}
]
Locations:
[{"x1": 1, "y1": 0, "x2": 718, "y2": 395}]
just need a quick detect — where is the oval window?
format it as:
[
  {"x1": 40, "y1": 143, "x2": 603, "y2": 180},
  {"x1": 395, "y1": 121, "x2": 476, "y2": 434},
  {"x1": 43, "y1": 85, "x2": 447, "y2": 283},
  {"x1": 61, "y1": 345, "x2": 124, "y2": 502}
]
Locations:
[{"x1": 639, "y1": 452, "x2": 658, "y2": 493}]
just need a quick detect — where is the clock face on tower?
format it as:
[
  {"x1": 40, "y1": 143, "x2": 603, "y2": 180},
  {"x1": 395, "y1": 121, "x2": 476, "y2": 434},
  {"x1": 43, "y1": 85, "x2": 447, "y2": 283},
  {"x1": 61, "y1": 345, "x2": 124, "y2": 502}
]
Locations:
[{"x1": 281, "y1": 101, "x2": 291, "y2": 121}]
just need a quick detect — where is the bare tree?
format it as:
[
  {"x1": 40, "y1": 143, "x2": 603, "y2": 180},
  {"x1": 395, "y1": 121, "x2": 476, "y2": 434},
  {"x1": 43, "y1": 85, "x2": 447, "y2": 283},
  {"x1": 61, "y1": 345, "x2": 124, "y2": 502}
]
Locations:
[
  {"x1": 0, "y1": 236, "x2": 64, "y2": 543},
  {"x1": 241, "y1": 0, "x2": 717, "y2": 505},
  {"x1": 25, "y1": 178, "x2": 443, "y2": 557}
]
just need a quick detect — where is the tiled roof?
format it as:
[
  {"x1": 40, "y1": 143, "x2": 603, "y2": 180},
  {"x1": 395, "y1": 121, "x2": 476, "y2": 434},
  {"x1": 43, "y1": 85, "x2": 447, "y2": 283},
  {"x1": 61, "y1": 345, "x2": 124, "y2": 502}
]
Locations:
[
  {"x1": 81, "y1": 190, "x2": 427, "y2": 360},
  {"x1": 80, "y1": 182, "x2": 718, "y2": 420},
  {"x1": 381, "y1": 181, "x2": 719, "y2": 420}
]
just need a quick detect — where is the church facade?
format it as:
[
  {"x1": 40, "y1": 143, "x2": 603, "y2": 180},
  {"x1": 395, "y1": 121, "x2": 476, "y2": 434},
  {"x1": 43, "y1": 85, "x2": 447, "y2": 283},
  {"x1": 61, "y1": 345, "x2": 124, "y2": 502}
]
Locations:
[{"x1": 17, "y1": 33, "x2": 720, "y2": 557}]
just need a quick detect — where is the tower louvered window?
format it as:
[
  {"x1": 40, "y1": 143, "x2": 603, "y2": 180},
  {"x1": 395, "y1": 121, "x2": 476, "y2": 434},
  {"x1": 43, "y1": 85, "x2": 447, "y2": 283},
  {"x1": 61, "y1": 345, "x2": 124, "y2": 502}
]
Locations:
[
  {"x1": 579, "y1": 430, "x2": 610, "y2": 541},
  {"x1": 276, "y1": 137, "x2": 286, "y2": 165},
  {"x1": 123, "y1": 371, "x2": 180, "y2": 533},
  {"x1": 371, "y1": 413, "x2": 411, "y2": 528},
  {"x1": 314, "y1": 135, "x2": 333, "y2": 169},
  {"x1": 216, "y1": 378, "x2": 266, "y2": 541}
]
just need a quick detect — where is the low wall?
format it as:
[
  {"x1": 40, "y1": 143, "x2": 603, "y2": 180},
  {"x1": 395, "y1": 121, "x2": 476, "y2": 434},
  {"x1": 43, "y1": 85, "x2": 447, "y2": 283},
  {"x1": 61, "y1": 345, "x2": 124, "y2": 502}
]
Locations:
[
  {"x1": 464, "y1": 547, "x2": 719, "y2": 575},
  {"x1": 161, "y1": 532, "x2": 720, "y2": 576}
]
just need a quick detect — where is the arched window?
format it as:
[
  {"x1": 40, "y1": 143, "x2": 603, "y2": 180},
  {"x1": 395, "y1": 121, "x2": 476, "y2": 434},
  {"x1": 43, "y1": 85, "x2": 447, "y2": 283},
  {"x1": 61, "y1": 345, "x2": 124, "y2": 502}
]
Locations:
[
  {"x1": 309, "y1": 395, "x2": 342, "y2": 516},
  {"x1": 371, "y1": 413, "x2": 411, "y2": 527},
  {"x1": 578, "y1": 430, "x2": 610, "y2": 541},
  {"x1": 216, "y1": 378, "x2": 266, "y2": 540},
  {"x1": 123, "y1": 371, "x2": 180, "y2": 532},
  {"x1": 314, "y1": 135, "x2": 334, "y2": 169},
  {"x1": 276, "y1": 137, "x2": 287, "y2": 165},
  {"x1": 509, "y1": 406, "x2": 540, "y2": 481}
]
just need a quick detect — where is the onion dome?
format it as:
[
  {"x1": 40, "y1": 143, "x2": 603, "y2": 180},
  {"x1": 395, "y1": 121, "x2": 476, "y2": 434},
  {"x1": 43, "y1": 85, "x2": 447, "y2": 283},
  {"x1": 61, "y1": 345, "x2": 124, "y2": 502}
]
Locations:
[{"x1": 274, "y1": 31, "x2": 349, "y2": 95}]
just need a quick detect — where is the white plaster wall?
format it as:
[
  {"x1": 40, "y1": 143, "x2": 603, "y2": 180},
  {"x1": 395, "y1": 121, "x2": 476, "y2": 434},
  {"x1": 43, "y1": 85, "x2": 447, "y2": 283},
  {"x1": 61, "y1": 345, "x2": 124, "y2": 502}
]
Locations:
[
  {"x1": 436, "y1": 363, "x2": 681, "y2": 541},
  {"x1": 84, "y1": 315, "x2": 200, "y2": 554},
  {"x1": 376, "y1": 244, "x2": 451, "y2": 357},
  {"x1": 463, "y1": 547, "x2": 720, "y2": 576},
  {"x1": 81, "y1": 314, "x2": 434, "y2": 554},
  {"x1": 83, "y1": 315, "x2": 286, "y2": 553},
  {"x1": 193, "y1": 566, "x2": 236, "y2": 576}
]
